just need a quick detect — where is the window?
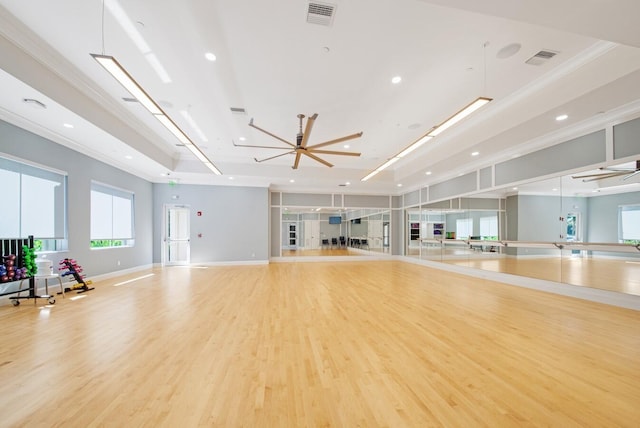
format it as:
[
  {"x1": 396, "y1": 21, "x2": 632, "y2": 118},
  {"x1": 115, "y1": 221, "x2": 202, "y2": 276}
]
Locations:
[
  {"x1": 619, "y1": 205, "x2": 640, "y2": 245},
  {"x1": 91, "y1": 181, "x2": 134, "y2": 248},
  {"x1": 0, "y1": 155, "x2": 67, "y2": 251},
  {"x1": 480, "y1": 216, "x2": 498, "y2": 240},
  {"x1": 456, "y1": 218, "x2": 473, "y2": 240}
]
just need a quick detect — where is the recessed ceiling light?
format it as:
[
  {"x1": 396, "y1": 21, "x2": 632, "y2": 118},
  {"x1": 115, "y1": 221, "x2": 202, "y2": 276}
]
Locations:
[
  {"x1": 471, "y1": 151, "x2": 479, "y2": 156},
  {"x1": 343, "y1": 144, "x2": 349, "y2": 149},
  {"x1": 125, "y1": 155, "x2": 133, "y2": 160},
  {"x1": 397, "y1": 183, "x2": 403, "y2": 187},
  {"x1": 391, "y1": 76, "x2": 402, "y2": 84},
  {"x1": 592, "y1": 189, "x2": 600, "y2": 193},
  {"x1": 512, "y1": 187, "x2": 518, "y2": 190},
  {"x1": 552, "y1": 188, "x2": 558, "y2": 191},
  {"x1": 228, "y1": 176, "x2": 234, "y2": 180},
  {"x1": 289, "y1": 179, "x2": 295, "y2": 183},
  {"x1": 205, "y1": 52, "x2": 217, "y2": 62},
  {"x1": 63, "y1": 123, "x2": 74, "y2": 128},
  {"x1": 239, "y1": 137, "x2": 246, "y2": 141},
  {"x1": 425, "y1": 171, "x2": 432, "y2": 175},
  {"x1": 556, "y1": 114, "x2": 568, "y2": 121}
]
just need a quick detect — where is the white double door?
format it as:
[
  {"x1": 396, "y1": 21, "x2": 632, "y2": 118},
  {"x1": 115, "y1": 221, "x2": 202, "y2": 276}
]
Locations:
[{"x1": 304, "y1": 220, "x2": 320, "y2": 250}]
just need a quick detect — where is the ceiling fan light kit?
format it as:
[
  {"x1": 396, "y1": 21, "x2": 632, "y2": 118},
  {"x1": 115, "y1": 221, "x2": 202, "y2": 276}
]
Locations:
[{"x1": 239, "y1": 113, "x2": 363, "y2": 169}]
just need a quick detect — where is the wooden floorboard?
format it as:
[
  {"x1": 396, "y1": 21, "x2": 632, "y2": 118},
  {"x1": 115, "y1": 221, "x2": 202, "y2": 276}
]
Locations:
[{"x1": 0, "y1": 261, "x2": 638, "y2": 426}]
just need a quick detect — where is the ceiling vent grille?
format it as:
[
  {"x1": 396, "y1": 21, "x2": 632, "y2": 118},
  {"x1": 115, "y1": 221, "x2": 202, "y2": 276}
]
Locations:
[
  {"x1": 525, "y1": 50, "x2": 558, "y2": 66},
  {"x1": 230, "y1": 107, "x2": 247, "y2": 115},
  {"x1": 307, "y1": 2, "x2": 336, "y2": 26}
]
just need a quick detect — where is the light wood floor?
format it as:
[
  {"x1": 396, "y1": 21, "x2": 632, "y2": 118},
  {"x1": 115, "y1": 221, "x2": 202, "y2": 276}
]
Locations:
[{"x1": 1, "y1": 261, "x2": 639, "y2": 426}]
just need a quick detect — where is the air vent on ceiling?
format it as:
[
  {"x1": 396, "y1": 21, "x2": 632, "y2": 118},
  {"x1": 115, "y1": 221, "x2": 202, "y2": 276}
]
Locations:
[
  {"x1": 122, "y1": 97, "x2": 138, "y2": 103},
  {"x1": 230, "y1": 107, "x2": 247, "y2": 115},
  {"x1": 525, "y1": 50, "x2": 558, "y2": 66},
  {"x1": 307, "y1": 2, "x2": 336, "y2": 26}
]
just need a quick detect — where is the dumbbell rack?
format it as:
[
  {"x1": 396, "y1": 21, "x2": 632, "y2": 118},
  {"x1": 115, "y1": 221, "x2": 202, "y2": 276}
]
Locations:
[{"x1": 58, "y1": 258, "x2": 94, "y2": 294}]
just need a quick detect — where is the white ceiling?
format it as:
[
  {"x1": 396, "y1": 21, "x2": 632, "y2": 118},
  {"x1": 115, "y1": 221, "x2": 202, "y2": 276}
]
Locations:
[{"x1": 1, "y1": 0, "x2": 640, "y2": 196}]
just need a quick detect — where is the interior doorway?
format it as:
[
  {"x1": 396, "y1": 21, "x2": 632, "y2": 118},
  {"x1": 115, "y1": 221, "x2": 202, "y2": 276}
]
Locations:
[{"x1": 163, "y1": 205, "x2": 191, "y2": 265}]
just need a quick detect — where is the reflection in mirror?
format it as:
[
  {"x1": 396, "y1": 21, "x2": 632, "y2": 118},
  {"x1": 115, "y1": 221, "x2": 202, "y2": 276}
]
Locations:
[
  {"x1": 423, "y1": 164, "x2": 640, "y2": 296},
  {"x1": 281, "y1": 207, "x2": 390, "y2": 257}
]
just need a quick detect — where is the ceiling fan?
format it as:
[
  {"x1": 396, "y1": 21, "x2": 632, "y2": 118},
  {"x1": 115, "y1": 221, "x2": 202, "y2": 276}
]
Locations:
[
  {"x1": 233, "y1": 113, "x2": 363, "y2": 169},
  {"x1": 571, "y1": 160, "x2": 640, "y2": 182}
]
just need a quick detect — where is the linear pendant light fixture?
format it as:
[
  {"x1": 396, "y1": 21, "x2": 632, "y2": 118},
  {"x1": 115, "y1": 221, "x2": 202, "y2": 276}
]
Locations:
[
  {"x1": 91, "y1": 53, "x2": 222, "y2": 175},
  {"x1": 361, "y1": 97, "x2": 491, "y2": 182}
]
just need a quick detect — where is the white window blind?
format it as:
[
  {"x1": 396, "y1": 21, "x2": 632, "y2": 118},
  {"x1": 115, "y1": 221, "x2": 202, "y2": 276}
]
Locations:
[
  {"x1": 91, "y1": 181, "x2": 134, "y2": 243},
  {"x1": 480, "y1": 216, "x2": 498, "y2": 238},
  {"x1": 456, "y1": 218, "x2": 473, "y2": 240},
  {"x1": 620, "y1": 205, "x2": 640, "y2": 240},
  {"x1": 0, "y1": 155, "x2": 66, "y2": 240}
]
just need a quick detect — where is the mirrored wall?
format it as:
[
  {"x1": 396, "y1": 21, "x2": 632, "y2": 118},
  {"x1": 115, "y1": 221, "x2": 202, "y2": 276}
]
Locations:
[
  {"x1": 280, "y1": 208, "x2": 391, "y2": 257},
  {"x1": 405, "y1": 168, "x2": 640, "y2": 296}
]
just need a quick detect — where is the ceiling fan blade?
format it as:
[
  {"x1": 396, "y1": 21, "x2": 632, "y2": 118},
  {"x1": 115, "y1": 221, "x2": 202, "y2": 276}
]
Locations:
[
  {"x1": 302, "y1": 151, "x2": 333, "y2": 168},
  {"x1": 248, "y1": 118, "x2": 296, "y2": 148},
  {"x1": 233, "y1": 140, "x2": 292, "y2": 150},
  {"x1": 309, "y1": 149, "x2": 361, "y2": 157},
  {"x1": 292, "y1": 152, "x2": 302, "y2": 169},
  {"x1": 580, "y1": 172, "x2": 628, "y2": 182},
  {"x1": 299, "y1": 113, "x2": 318, "y2": 148},
  {"x1": 571, "y1": 171, "x2": 627, "y2": 179},
  {"x1": 254, "y1": 151, "x2": 294, "y2": 163},
  {"x1": 622, "y1": 170, "x2": 640, "y2": 181},
  {"x1": 305, "y1": 132, "x2": 363, "y2": 150}
]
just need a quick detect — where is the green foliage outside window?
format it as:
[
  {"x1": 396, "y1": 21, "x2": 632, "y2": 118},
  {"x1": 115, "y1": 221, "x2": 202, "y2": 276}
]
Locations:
[{"x1": 91, "y1": 240, "x2": 124, "y2": 248}]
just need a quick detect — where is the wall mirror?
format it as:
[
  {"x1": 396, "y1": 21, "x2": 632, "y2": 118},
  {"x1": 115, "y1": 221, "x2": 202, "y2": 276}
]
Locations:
[
  {"x1": 406, "y1": 161, "x2": 640, "y2": 296},
  {"x1": 281, "y1": 207, "x2": 391, "y2": 257}
]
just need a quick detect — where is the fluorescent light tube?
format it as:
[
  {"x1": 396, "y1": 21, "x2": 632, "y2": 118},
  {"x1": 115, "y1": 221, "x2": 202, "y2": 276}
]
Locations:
[
  {"x1": 397, "y1": 135, "x2": 433, "y2": 158},
  {"x1": 203, "y1": 162, "x2": 222, "y2": 175},
  {"x1": 376, "y1": 157, "x2": 400, "y2": 171},
  {"x1": 91, "y1": 54, "x2": 163, "y2": 115},
  {"x1": 186, "y1": 145, "x2": 210, "y2": 163},
  {"x1": 154, "y1": 114, "x2": 194, "y2": 147},
  {"x1": 92, "y1": 53, "x2": 222, "y2": 175},
  {"x1": 361, "y1": 170, "x2": 380, "y2": 182},
  {"x1": 428, "y1": 97, "x2": 491, "y2": 137}
]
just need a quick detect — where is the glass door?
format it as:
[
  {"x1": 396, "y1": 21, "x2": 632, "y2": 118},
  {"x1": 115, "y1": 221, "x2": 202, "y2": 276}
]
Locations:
[{"x1": 164, "y1": 205, "x2": 191, "y2": 265}]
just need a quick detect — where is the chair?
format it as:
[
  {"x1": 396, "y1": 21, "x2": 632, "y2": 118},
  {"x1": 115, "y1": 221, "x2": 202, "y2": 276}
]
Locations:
[
  {"x1": 339, "y1": 236, "x2": 346, "y2": 248},
  {"x1": 360, "y1": 238, "x2": 369, "y2": 249},
  {"x1": 331, "y1": 237, "x2": 338, "y2": 248},
  {"x1": 353, "y1": 238, "x2": 361, "y2": 248},
  {"x1": 321, "y1": 238, "x2": 330, "y2": 249}
]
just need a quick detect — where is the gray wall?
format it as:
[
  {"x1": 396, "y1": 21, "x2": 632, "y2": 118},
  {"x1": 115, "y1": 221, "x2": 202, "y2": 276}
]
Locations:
[
  {"x1": 153, "y1": 184, "x2": 269, "y2": 263},
  {"x1": 0, "y1": 119, "x2": 153, "y2": 276},
  {"x1": 588, "y1": 191, "x2": 640, "y2": 242}
]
